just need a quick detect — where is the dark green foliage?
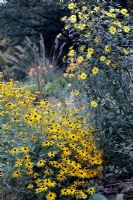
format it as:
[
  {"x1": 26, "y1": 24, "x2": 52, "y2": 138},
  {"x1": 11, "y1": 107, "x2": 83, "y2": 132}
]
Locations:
[
  {"x1": 0, "y1": 0, "x2": 69, "y2": 49},
  {"x1": 0, "y1": 0, "x2": 74, "y2": 77}
]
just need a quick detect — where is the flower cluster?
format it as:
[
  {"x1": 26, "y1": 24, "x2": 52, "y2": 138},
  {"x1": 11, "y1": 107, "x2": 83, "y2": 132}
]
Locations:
[{"x1": 0, "y1": 75, "x2": 102, "y2": 199}]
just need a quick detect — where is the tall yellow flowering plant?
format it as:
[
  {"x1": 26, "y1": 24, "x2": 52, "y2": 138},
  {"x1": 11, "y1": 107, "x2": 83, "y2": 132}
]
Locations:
[{"x1": 61, "y1": 0, "x2": 133, "y2": 177}]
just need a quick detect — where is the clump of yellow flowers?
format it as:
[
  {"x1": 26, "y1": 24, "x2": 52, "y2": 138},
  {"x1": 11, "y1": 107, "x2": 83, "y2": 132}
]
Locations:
[{"x1": 0, "y1": 75, "x2": 102, "y2": 199}]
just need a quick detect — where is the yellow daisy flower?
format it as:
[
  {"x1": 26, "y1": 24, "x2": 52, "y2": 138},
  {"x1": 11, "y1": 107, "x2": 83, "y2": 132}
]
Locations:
[
  {"x1": 92, "y1": 67, "x2": 99, "y2": 75},
  {"x1": 90, "y1": 101, "x2": 98, "y2": 108},
  {"x1": 80, "y1": 73, "x2": 87, "y2": 80},
  {"x1": 105, "y1": 45, "x2": 111, "y2": 53},
  {"x1": 21, "y1": 147, "x2": 30, "y2": 154},
  {"x1": 109, "y1": 26, "x2": 117, "y2": 35},
  {"x1": 87, "y1": 187, "x2": 96, "y2": 195},
  {"x1": 70, "y1": 15, "x2": 77, "y2": 23},
  {"x1": 100, "y1": 56, "x2": 106, "y2": 61},
  {"x1": 77, "y1": 56, "x2": 84, "y2": 64},
  {"x1": 46, "y1": 192, "x2": 57, "y2": 200},
  {"x1": 27, "y1": 183, "x2": 34, "y2": 189},
  {"x1": 10, "y1": 147, "x2": 19, "y2": 154},
  {"x1": 68, "y1": 3, "x2": 76, "y2": 10},
  {"x1": 123, "y1": 26, "x2": 130, "y2": 33},
  {"x1": 12, "y1": 170, "x2": 21, "y2": 178},
  {"x1": 37, "y1": 159, "x2": 46, "y2": 167}
]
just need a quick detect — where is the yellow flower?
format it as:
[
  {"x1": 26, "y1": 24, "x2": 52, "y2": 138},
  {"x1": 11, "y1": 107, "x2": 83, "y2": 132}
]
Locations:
[
  {"x1": 35, "y1": 188, "x2": 42, "y2": 194},
  {"x1": 27, "y1": 183, "x2": 34, "y2": 189},
  {"x1": 6, "y1": 102, "x2": 14, "y2": 109},
  {"x1": 39, "y1": 186, "x2": 48, "y2": 192},
  {"x1": 41, "y1": 141, "x2": 53, "y2": 147},
  {"x1": 23, "y1": 155, "x2": 30, "y2": 162},
  {"x1": 87, "y1": 187, "x2": 96, "y2": 195},
  {"x1": 77, "y1": 56, "x2": 84, "y2": 64},
  {"x1": 26, "y1": 169, "x2": 33, "y2": 175},
  {"x1": 37, "y1": 159, "x2": 46, "y2": 167},
  {"x1": 79, "y1": 73, "x2": 87, "y2": 80},
  {"x1": 109, "y1": 26, "x2": 117, "y2": 35},
  {"x1": 92, "y1": 67, "x2": 99, "y2": 75},
  {"x1": 105, "y1": 45, "x2": 111, "y2": 53},
  {"x1": 70, "y1": 15, "x2": 77, "y2": 23},
  {"x1": 78, "y1": 12, "x2": 83, "y2": 19},
  {"x1": 87, "y1": 53, "x2": 92, "y2": 59},
  {"x1": 80, "y1": 45, "x2": 86, "y2": 51},
  {"x1": 25, "y1": 162, "x2": 34, "y2": 169},
  {"x1": 110, "y1": 13, "x2": 116, "y2": 18},
  {"x1": 10, "y1": 147, "x2": 19, "y2": 154},
  {"x1": 71, "y1": 90, "x2": 79, "y2": 96},
  {"x1": 15, "y1": 159, "x2": 23, "y2": 167},
  {"x1": 21, "y1": 147, "x2": 30, "y2": 154},
  {"x1": 120, "y1": 9, "x2": 129, "y2": 16},
  {"x1": 82, "y1": 6, "x2": 87, "y2": 11},
  {"x1": 44, "y1": 168, "x2": 53, "y2": 176},
  {"x1": 61, "y1": 188, "x2": 68, "y2": 196},
  {"x1": 44, "y1": 179, "x2": 57, "y2": 188},
  {"x1": 90, "y1": 101, "x2": 98, "y2": 108},
  {"x1": 123, "y1": 48, "x2": 129, "y2": 55},
  {"x1": 12, "y1": 170, "x2": 21, "y2": 178},
  {"x1": 86, "y1": 48, "x2": 94, "y2": 59},
  {"x1": 68, "y1": 3, "x2": 76, "y2": 10},
  {"x1": 105, "y1": 12, "x2": 112, "y2": 17},
  {"x1": 87, "y1": 47, "x2": 94, "y2": 55},
  {"x1": 77, "y1": 24, "x2": 86, "y2": 30},
  {"x1": 48, "y1": 151, "x2": 56, "y2": 157},
  {"x1": 46, "y1": 192, "x2": 57, "y2": 200},
  {"x1": 93, "y1": 6, "x2": 100, "y2": 12},
  {"x1": 105, "y1": 59, "x2": 111, "y2": 65},
  {"x1": 68, "y1": 49, "x2": 75, "y2": 57},
  {"x1": 113, "y1": 20, "x2": 122, "y2": 27},
  {"x1": 35, "y1": 178, "x2": 42, "y2": 185},
  {"x1": 123, "y1": 26, "x2": 130, "y2": 33},
  {"x1": 79, "y1": 191, "x2": 87, "y2": 199},
  {"x1": 106, "y1": 10, "x2": 116, "y2": 18},
  {"x1": 100, "y1": 56, "x2": 106, "y2": 61}
]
